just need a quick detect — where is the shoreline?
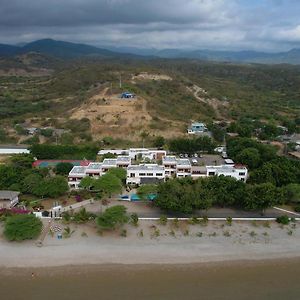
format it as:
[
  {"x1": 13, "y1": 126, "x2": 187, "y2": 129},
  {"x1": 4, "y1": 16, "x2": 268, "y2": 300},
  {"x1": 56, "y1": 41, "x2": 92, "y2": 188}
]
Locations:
[{"x1": 2, "y1": 256, "x2": 300, "y2": 277}]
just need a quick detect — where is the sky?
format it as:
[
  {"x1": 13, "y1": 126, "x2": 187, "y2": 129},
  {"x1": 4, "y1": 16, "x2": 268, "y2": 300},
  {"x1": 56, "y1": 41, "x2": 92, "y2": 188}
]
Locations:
[{"x1": 0, "y1": 0, "x2": 300, "y2": 51}]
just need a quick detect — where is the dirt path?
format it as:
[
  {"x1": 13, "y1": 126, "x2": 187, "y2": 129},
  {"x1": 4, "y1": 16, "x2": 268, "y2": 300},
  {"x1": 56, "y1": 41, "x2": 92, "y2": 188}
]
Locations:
[{"x1": 187, "y1": 84, "x2": 228, "y2": 120}]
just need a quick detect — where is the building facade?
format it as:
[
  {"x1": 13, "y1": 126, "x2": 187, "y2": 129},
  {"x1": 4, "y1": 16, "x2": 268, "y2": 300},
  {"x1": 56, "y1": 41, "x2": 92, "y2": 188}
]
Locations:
[
  {"x1": 126, "y1": 164, "x2": 165, "y2": 185},
  {"x1": 206, "y1": 165, "x2": 248, "y2": 182}
]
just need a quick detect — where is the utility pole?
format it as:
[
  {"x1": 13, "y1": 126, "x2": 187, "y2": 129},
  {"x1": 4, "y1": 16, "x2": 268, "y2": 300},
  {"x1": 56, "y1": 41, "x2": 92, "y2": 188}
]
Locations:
[{"x1": 119, "y1": 73, "x2": 122, "y2": 89}]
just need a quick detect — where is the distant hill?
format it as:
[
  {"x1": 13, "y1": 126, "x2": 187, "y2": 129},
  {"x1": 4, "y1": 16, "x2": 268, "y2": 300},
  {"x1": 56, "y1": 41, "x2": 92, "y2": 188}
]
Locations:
[
  {"x1": 108, "y1": 46, "x2": 300, "y2": 65},
  {"x1": 0, "y1": 39, "x2": 138, "y2": 59},
  {"x1": 22, "y1": 39, "x2": 120, "y2": 59},
  {"x1": 1, "y1": 38, "x2": 300, "y2": 64}
]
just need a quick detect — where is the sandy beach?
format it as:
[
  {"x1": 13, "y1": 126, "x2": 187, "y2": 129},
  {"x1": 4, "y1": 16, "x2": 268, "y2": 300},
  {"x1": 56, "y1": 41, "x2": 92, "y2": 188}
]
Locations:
[{"x1": 0, "y1": 219, "x2": 300, "y2": 269}]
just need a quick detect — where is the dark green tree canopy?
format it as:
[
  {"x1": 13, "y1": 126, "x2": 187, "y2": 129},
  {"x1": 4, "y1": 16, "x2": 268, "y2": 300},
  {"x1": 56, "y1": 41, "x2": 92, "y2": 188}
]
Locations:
[
  {"x1": 96, "y1": 205, "x2": 129, "y2": 230},
  {"x1": 4, "y1": 214, "x2": 42, "y2": 241},
  {"x1": 54, "y1": 162, "x2": 74, "y2": 175}
]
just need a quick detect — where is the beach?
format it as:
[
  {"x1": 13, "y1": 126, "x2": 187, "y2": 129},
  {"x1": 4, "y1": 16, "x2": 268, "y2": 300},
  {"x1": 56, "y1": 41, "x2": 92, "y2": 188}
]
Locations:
[
  {"x1": 1, "y1": 220, "x2": 300, "y2": 299},
  {"x1": 0, "y1": 219, "x2": 300, "y2": 268}
]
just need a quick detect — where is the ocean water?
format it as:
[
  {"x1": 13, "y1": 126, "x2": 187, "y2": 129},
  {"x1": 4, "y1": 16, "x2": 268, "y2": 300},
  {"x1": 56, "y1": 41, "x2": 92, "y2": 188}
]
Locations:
[{"x1": 1, "y1": 259, "x2": 300, "y2": 300}]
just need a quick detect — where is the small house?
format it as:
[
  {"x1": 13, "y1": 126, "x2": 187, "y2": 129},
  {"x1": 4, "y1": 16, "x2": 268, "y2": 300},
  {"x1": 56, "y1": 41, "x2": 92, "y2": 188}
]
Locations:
[
  {"x1": 187, "y1": 122, "x2": 208, "y2": 134},
  {"x1": 0, "y1": 191, "x2": 20, "y2": 208}
]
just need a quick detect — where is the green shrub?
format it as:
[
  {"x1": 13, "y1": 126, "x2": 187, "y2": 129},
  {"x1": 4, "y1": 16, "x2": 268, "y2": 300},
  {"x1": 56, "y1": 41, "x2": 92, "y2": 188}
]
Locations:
[
  {"x1": 130, "y1": 213, "x2": 139, "y2": 227},
  {"x1": 4, "y1": 214, "x2": 42, "y2": 241},
  {"x1": 276, "y1": 215, "x2": 290, "y2": 225},
  {"x1": 159, "y1": 215, "x2": 168, "y2": 225}
]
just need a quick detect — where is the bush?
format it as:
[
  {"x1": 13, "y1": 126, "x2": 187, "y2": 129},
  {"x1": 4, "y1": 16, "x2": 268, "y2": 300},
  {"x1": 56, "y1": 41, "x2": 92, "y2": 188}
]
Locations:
[
  {"x1": 96, "y1": 205, "x2": 129, "y2": 230},
  {"x1": 276, "y1": 215, "x2": 290, "y2": 225},
  {"x1": 54, "y1": 162, "x2": 74, "y2": 175},
  {"x1": 130, "y1": 213, "x2": 139, "y2": 226},
  {"x1": 4, "y1": 214, "x2": 42, "y2": 241},
  {"x1": 159, "y1": 215, "x2": 168, "y2": 225},
  {"x1": 295, "y1": 205, "x2": 300, "y2": 213}
]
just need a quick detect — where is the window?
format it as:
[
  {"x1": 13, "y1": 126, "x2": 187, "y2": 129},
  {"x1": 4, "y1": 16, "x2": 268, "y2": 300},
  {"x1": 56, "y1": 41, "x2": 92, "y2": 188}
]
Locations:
[
  {"x1": 130, "y1": 173, "x2": 135, "y2": 178},
  {"x1": 139, "y1": 173, "x2": 146, "y2": 176},
  {"x1": 146, "y1": 173, "x2": 153, "y2": 176},
  {"x1": 241, "y1": 178, "x2": 245, "y2": 182},
  {"x1": 239, "y1": 172, "x2": 245, "y2": 176},
  {"x1": 208, "y1": 172, "x2": 215, "y2": 176},
  {"x1": 156, "y1": 173, "x2": 163, "y2": 176}
]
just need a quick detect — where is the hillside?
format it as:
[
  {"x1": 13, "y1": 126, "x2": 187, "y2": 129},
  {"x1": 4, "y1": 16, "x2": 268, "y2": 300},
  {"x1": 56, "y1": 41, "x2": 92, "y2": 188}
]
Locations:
[
  {"x1": 0, "y1": 57, "x2": 299, "y2": 145},
  {"x1": 0, "y1": 39, "x2": 140, "y2": 60}
]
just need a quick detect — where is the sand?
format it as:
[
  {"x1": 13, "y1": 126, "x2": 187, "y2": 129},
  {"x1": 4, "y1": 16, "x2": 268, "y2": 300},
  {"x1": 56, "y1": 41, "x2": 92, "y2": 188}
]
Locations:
[{"x1": 0, "y1": 220, "x2": 299, "y2": 269}]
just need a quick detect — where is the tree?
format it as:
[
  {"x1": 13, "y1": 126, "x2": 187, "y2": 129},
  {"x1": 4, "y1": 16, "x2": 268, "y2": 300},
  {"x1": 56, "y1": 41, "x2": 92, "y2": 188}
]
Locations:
[
  {"x1": 54, "y1": 162, "x2": 74, "y2": 175},
  {"x1": 40, "y1": 128, "x2": 53, "y2": 137},
  {"x1": 96, "y1": 205, "x2": 129, "y2": 230},
  {"x1": 137, "y1": 184, "x2": 158, "y2": 200},
  {"x1": 153, "y1": 136, "x2": 165, "y2": 148},
  {"x1": 243, "y1": 183, "x2": 282, "y2": 213},
  {"x1": 249, "y1": 157, "x2": 300, "y2": 187},
  {"x1": 79, "y1": 176, "x2": 96, "y2": 190},
  {"x1": 0, "y1": 165, "x2": 23, "y2": 190},
  {"x1": 22, "y1": 174, "x2": 43, "y2": 194},
  {"x1": 155, "y1": 179, "x2": 196, "y2": 213},
  {"x1": 94, "y1": 173, "x2": 122, "y2": 197},
  {"x1": 284, "y1": 184, "x2": 300, "y2": 203},
  {"x1": 107, "y1": 168, "x2": 127, "y2": 183},
  {"x1": 140, "y1": 130, "x2": 149, "y2": 148},
  {"x1": 44, "y1": 176, "x2": 69, "y2": 197},
  {"x1": 236, "y1": 148, "x2": 261, "y2": 169},
  {"x1": 10, "y1": 154, "x2": 35, "y2": 170},
  {"x1": 4, "y1": 214, "x2": 42, "y2": 241}
]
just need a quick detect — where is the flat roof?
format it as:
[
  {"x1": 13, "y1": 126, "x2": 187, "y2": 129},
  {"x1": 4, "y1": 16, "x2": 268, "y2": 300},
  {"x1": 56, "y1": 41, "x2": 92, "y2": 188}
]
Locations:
[
  {"x1": 163, "y1": 156, "x2": 177, "y2": 163},
  {"x1": 69, "y1": 166, "x2": 87, "y2": 175},
  {"x1": 207, "y1": 165, "x2": 247, "y2": 172},
  {"x1": 0, "y1": 190, "x2": 20, "y2": 200},
  {"x1": 116, "y1": 156, "x2": 131, "y2": 163},
  {"x1": 102, "y1": 159, "x2": 117, "y2": 166},
  {"x1": 177, "y1": 159, "x2": 191, "y2": 166},
  {"x1": 86, "y1": 163, "x2": 102, "y2": 170},
  {"x1": 127, "y1": 164, "x2": 164, "y2": 172}
]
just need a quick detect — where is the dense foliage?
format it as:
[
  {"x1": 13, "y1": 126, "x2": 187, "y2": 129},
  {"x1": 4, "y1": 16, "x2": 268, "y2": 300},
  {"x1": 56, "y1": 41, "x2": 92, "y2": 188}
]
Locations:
[
  {"x1": 30, "y1": 144, "x2": 98, "y2": 159},
  {"x1": 0, "y1": 154, "x2": 69, "y2": 198},
  {"x1": 155, "y1": 176, "x2": 284, "y2": 214},
  {"x1": 168, "y1": 136, "x2": 216, "y2": 154},
  {"x1": 4, "y1": 214, "x2": 42, "y2": 241},
  {"x1": 79, "y1": 171, "x2": 123, "y2": 196},
  {"x1": 96, "y1": 205, "x2": 129, "y2": 230},
  {"x1": 54, "y1": 162, "x2": 74, "y2": 175},
  {"x1": 227, "y1": 137, "x2": 300, "y2": 186}
]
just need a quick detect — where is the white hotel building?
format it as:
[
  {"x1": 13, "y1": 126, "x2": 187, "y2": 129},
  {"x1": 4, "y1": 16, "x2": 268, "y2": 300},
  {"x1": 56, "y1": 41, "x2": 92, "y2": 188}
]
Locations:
[
  {"x1": 126, "y1": 164, "x2": 165, "y2": 185},
  {"x1": 68, "y1": 154, "x2": 248, "y2": 189},
  {"x1": 206, "y1": 165, "x2": 248, "y2": 182}
]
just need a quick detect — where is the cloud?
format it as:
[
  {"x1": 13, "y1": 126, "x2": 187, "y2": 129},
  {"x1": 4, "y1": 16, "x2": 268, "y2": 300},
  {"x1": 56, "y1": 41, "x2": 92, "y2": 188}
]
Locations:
[{"x1": 0, "y1": 0, "x2": 300, "y2": 51}]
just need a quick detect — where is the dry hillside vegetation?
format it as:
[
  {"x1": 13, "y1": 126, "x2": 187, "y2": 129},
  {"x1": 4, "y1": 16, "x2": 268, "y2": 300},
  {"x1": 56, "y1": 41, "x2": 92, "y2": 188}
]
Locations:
[
  {"x1": 132, "y1": 72, "x2": 172, "y2": 82},
  {"x1": 187, "y1": 84, "x2": 230, "y2": 120},
  {"x1": 70, "y1": 87, "x2": 184, "y2": 140}
]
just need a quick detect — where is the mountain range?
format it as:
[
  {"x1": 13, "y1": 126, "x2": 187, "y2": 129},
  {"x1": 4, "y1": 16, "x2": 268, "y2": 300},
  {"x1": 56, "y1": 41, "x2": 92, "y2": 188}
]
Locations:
[{"x1": 1, "y1": 38, "x2": 300, "y2": 64}]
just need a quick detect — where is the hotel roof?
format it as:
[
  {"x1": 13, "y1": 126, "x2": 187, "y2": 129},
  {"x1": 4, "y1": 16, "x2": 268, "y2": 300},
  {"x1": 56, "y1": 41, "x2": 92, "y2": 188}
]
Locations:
[
  {"x1": 69, "y1": 166, "x2": 87, "y2": 175},
  {"x1": 176, "y1": 159, "x2": 191, "y2": 166},
  {"x1": 127, "y1": 164, "x2": 164, "y2": 172},
  {"x1": 86, "y1": 163, "x2": 102, "y2": 170}
]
